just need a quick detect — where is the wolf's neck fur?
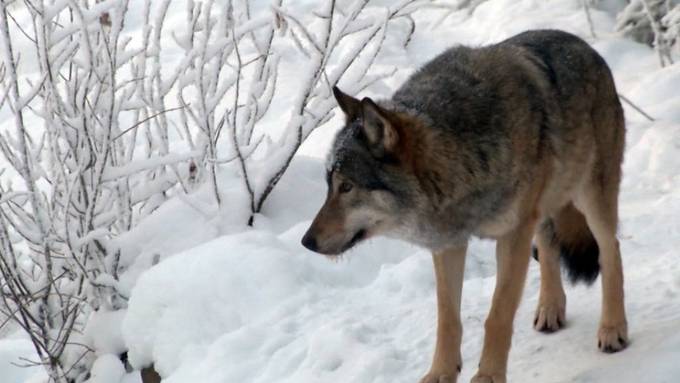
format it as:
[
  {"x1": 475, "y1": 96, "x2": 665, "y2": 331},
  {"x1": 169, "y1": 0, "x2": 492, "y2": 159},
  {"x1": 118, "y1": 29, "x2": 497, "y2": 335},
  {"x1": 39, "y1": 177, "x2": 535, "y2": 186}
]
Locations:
[{"x1": 379, "y1": 99, "x2": 518, "y2": 250}]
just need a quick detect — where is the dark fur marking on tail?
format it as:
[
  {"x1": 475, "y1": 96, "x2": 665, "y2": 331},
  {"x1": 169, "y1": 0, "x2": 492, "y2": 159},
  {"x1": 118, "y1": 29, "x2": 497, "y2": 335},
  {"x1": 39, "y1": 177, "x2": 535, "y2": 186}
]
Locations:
[
  {"x1": 536, "y1": 219, "x2": 600, "y2": 285},
  {"x1": 559, "y1": 238, "x2": 600, "y2": 285}
]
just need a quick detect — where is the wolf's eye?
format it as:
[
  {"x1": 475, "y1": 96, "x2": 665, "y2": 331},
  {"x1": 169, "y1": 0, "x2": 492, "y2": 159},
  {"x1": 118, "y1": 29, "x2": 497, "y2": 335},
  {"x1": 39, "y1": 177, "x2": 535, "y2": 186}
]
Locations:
[{"x1": 339, "y1": 181, "x2": 353, "y2": 194}]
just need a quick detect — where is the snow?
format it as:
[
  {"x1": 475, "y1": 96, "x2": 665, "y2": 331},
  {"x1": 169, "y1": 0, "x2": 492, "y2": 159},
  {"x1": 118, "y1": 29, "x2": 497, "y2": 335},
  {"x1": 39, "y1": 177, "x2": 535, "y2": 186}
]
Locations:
[
  {"x1": 0, "y1": 337, "x2": 47, "y2": 383},
  {"x1": 101, "y1": 151, "x2": 201, "y2": 182},
  {"x1": 85, "y1": 310, "x2": 128, "y2": 357},
  {"x1": 84, "y1": 354, "x2": 126, "y2": 383},
  {"x1": 2, "y1": 0, "x2": 680, "y2": 382}
]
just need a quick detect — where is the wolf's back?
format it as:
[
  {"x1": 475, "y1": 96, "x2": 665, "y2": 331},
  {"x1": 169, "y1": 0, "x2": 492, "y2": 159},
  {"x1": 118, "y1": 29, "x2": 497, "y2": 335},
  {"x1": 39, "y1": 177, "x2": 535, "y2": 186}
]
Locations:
[
  {"x1": 392, "y1": 29, "x2": 621, "y2": 136},
  {"x1": 503, "y1": 29, "x2": 621, "y2": 110}
]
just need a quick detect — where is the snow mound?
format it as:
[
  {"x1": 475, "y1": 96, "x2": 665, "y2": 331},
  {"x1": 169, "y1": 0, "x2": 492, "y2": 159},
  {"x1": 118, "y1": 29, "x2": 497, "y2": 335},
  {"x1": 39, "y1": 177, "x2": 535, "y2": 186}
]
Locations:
[
  {"x1": 84, "y1": 355, "x2": 126, "y2": 383},
  {"x1": 122, "y1": 229, "x2": 430, "y2": 381}
]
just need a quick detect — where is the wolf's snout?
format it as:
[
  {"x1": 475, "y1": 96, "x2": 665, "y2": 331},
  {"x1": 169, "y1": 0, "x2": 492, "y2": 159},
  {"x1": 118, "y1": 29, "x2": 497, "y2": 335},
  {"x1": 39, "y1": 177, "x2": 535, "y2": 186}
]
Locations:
[{"x1": 301, "y1": 231, "x2": 318, "y2": 252}]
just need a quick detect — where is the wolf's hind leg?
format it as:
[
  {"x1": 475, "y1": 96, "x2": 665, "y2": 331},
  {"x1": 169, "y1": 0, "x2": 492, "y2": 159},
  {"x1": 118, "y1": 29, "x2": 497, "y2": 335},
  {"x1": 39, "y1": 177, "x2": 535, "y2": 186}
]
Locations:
[
  {"x1": 533, "y1": 220, "x2": 566, "y2": 333},
  {"x1": 421, "y1": 245, "x2": 467, "y2": 383},
  {"x1": 576, "y1": 188, "x2": 628, "y2": 353},
  {"x1": 471, "y1": 217, "x2": 536, "y2": 383}
]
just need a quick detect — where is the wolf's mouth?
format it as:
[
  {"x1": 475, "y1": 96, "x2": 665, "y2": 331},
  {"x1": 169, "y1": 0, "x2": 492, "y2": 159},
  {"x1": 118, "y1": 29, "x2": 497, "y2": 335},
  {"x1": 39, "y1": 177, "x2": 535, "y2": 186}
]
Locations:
[{"x1": 343, "y1": 228, "x2": 367, "y2": 252}]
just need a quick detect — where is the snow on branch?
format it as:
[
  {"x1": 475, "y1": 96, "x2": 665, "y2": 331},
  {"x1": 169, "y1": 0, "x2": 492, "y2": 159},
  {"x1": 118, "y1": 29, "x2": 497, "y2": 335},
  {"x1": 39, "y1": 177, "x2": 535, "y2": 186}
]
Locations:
[
  {"x1": 0, "y1": 0, "x2": 192, "y2": 380},
  {"x1": 243, "y1": 0, "x2": 424, "y2": 224},
  {"x1": 0, "y1": 0, "x2": 420, "y2": 380},
  {"x1": 166, "y1": 0, "x2": 421, "y2": 224},
  {"x1": 616, "y1": 0, "x2": 680, "y2": 67}
]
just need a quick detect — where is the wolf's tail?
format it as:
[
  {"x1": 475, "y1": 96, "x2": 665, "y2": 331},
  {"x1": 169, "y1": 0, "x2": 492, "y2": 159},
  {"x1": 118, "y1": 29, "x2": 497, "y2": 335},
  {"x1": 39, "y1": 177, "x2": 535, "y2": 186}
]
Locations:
[{"x1": 533, "y1": 203, "x2": 600, "y2": 284}]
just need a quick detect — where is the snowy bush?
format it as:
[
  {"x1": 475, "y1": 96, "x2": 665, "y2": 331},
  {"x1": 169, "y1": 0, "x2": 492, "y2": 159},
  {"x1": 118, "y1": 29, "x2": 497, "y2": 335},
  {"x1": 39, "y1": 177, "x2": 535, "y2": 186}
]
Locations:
[
  {"x1": 616, "y1": 0, "x2": 680, "y2": 66},
  {"x1": 0, "y1": 0, "x2": 419, "y2": 381},
  {"x1": 171, "y1": 0, "x2": 423, "y2": 224},
  {"x1": 661, "y1": 3, "x2": 680, "y2": 56}
]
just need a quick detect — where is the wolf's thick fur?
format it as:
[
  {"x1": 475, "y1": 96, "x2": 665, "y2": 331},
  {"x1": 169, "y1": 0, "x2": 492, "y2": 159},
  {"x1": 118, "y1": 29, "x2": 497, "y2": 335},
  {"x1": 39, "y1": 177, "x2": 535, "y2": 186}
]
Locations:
[{"x1": 302, "y1": 30, "x2": 627, "y2": 382}]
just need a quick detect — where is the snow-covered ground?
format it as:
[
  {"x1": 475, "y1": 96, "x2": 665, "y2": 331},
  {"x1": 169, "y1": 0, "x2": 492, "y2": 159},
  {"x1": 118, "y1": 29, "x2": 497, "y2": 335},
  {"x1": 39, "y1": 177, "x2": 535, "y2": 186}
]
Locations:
[{"x1": 2, "y1": 0, "x2": 680, "y2": 382}]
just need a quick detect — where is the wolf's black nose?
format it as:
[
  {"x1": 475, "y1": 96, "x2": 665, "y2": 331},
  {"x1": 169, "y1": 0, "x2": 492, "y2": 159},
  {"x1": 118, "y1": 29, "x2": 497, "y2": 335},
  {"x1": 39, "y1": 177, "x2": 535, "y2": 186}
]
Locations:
[{"x1": 301, "y1": 233, "x2": 318, "y2": 251}]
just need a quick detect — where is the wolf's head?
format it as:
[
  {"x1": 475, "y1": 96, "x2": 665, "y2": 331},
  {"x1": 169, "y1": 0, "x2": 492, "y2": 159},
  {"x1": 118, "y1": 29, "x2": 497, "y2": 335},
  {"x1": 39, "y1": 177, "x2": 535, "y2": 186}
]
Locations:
[{"x1": 301, "y1": 87, "x2": 423, "y2": 256}]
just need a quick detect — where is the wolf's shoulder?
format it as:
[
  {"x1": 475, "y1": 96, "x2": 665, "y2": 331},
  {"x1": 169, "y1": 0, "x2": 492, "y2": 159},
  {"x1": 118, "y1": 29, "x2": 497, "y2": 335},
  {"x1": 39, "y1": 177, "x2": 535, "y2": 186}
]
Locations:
[{"x1": 390, "y1": 45, "x2": 493, "y2": 117}]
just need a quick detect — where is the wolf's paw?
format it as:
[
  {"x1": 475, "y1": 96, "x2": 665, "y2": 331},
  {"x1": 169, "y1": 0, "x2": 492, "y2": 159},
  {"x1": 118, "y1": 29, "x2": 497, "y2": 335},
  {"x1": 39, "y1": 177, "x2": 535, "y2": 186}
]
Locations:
[
  {"x1": 533, "y1": 301, "x2": 565, "y2": 333},
  {"x1": 598, "y1": 322, "x2": 628, "y2": 353},
  {"x1": 470, "y1": 373, "x2": 505, "y2": 383},
  {"x1": 420, "y1": 357, "x2": 462, "y2": 383},
  {"x1": 419, "y1": 372, "x2": 458, "y2": 383}
]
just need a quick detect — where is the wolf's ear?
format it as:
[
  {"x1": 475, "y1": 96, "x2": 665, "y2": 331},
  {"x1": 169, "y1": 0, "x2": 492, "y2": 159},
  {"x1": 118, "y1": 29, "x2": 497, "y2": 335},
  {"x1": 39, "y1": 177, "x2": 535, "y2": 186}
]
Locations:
[
  {"x1": 333, "y1": 86, "x2": 361, "y2": 118},
  {"x1": 360, "y1": 97, "x2": 398, "y2": 156}
]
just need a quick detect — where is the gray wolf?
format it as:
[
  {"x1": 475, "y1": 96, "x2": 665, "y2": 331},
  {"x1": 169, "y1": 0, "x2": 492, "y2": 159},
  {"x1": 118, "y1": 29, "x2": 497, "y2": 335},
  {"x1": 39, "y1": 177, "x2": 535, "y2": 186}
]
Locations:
[{"x1": 301, "y1": 29, "x2": 627, "y2": 383}]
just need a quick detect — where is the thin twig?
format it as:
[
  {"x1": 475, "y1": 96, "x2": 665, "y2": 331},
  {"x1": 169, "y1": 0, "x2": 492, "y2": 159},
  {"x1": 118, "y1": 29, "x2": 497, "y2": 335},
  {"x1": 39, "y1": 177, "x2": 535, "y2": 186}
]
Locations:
[
  {"x1": 582, "y1": 0, "x2": 597, "y2": 39},
  {"x1": 619, "y1": 93, "x2": 655, "y2": 122},
  {"x1": 113, "y1": 106, "x2": 184, "y2": 141}
]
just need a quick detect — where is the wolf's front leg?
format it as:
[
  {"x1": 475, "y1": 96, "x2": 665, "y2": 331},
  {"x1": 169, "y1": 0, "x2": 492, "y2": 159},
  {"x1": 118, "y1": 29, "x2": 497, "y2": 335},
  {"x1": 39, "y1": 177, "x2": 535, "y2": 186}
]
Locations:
[
  {"x1": 421, "y1": 245, "x2": 467, "y2": 383},
  {"x1": 471, "y1": 218, "x2": 536, "y2": 383}
]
